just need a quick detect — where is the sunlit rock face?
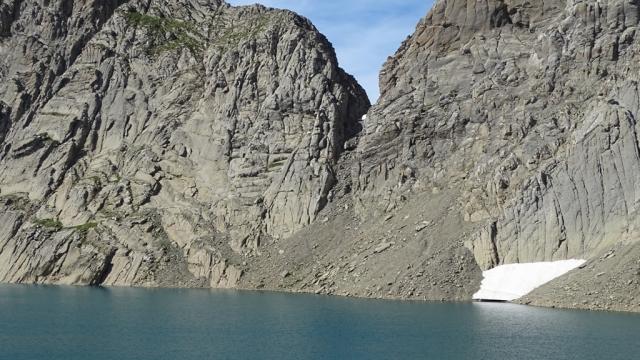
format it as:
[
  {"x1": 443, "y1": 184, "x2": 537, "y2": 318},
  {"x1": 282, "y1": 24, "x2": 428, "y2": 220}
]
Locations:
[
  {"x1": 0, "y1": 0, "x2": 368, "y2": 287},
  {"x1": 351, "y1": 0, "x2": 640, "y2": 300},
  {"x1": 1, "y1": 0, "x2": 639, "y2": 312},
  {"x1": 238, "y1": 0, "x2": 640, "y2": 309}
]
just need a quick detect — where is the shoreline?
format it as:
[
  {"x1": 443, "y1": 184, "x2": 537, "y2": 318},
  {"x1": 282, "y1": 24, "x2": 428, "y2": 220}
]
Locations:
[{"x1": 2, "y1": 281, "x2": 638, "y2": 314}]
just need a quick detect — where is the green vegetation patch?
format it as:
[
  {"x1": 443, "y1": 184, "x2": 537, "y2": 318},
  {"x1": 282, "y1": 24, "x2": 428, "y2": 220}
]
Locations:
[
  {"x1": 73, "y1": 222, "x2": 99, "y2": 232},
  {"x1": 39, "y1": 111, "x2": 67, "y2": 117},
  {"x1": 214, "y1": 13, "x2": 272, "y2": 48},
  {"x1": 124, "y1": 11, "x2": 204, "y2": 56},
  {"x1": 125, "y1": 11, "x2": 195, "y2": 32},
  {"x1": 33, "y1": 219, "x2": 100, "y2": 233},
  {"x1": 33, "y1": 218, "x2": 63, "y2": 231}
]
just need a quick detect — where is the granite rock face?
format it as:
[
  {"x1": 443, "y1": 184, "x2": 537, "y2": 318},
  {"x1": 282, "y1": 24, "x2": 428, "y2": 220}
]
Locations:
[
  {"x1": 1, "y1": 0, "x2": 639, "y2": 312},
  {"x1": 0, "y1": 0, "x2": 368, "y2": 287},
  {"x1": 347, "y1": 0, "x2": 640, "y2": 309}
]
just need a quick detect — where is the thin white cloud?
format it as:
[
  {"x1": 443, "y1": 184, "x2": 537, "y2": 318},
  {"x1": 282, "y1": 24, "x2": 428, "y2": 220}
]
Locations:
[{"x1": 227, "y1": 0, "x2": 434, "y2": 101}]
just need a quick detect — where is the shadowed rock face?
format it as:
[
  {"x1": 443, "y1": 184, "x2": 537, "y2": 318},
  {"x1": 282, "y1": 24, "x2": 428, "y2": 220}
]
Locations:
[{"x1": 0, "y1": 0, "x2": 368, "y2": 287}]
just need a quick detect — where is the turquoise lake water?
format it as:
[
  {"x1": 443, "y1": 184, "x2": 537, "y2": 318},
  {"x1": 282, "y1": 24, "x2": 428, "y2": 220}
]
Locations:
[{"x1": 0, "y1": 285, "x2": 639, "y2": 359}]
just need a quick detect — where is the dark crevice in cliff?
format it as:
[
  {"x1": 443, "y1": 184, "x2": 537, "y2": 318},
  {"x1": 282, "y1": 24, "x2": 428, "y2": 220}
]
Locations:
[{"x1": 94, "y1": 248, "x2": 116, "y2": 286}]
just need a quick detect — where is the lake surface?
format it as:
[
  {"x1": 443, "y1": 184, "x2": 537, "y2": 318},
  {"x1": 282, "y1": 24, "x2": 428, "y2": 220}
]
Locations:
[{"x1": 0, "y1": 286, "x2": 639, "y2": 360}]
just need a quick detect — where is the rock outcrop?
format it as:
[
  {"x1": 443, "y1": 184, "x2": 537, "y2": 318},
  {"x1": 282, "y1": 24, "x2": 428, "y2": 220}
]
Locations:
[
  {"x1": 242, "y1": 0, "x2": 640, "y2": 310},
  {"x1": 1, "y1": 0, "x2": 639, "y2": 312},
  {"x1": 0, "y1": 0, "x2": 368, "y2": 287},
  {"x1": 345, "y1": 0, "x2": 640, "y2": 310}
]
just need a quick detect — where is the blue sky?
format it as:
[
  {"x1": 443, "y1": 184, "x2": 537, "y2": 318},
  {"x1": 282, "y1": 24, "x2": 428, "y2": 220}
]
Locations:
[{"x1": 227, "y1": 0, "x2": 434, "y2": 101}]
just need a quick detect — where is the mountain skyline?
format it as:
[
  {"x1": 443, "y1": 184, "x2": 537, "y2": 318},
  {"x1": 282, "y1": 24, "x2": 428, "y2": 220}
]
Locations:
[{"x1": 227, "y1": 0, "x2": 434, "y2": 100}]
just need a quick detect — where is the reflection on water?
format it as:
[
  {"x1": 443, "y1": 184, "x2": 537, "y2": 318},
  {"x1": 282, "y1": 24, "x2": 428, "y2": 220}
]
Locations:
[{"x1": 0, "y1": 285, "x2": 638, "y2": 360}]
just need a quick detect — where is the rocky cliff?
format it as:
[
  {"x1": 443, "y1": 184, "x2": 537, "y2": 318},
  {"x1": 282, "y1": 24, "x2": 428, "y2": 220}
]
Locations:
[
  {"x1": 244, "y1": 0, "x2": 640, "y2": 311},
  {"x1": 0, "y1": 0, "x2": 368, "y2": 287},
  {"x1": 1, "y1": 0, "x2": 638, "y2": 312},
  {"x1": 347, "y1": 0, "x2": 640, "y2": 311}
]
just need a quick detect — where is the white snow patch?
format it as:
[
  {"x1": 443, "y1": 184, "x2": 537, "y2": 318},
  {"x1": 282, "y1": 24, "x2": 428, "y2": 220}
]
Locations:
[{"x1": 473, "y1": 259, "x2": 586, "y2": 301}]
